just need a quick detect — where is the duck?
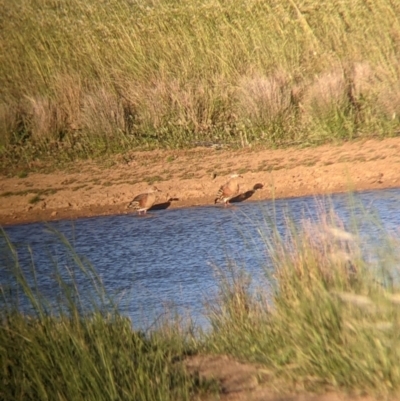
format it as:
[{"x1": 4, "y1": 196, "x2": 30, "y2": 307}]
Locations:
[
  {"x1": 127, "y1": 186, "x2": 162, "y2": 214},
  {"x1": 214, "y1": 174, "x2": 243, "y2": 206}
]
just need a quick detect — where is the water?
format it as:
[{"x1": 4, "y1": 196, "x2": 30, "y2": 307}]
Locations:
[{"x1": 2, "y1": 188, "x2": 400, "y2": 330}]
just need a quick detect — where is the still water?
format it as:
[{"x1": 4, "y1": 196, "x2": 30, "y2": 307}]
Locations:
[{"x1": 2, "y1": 188, "x2": 400, "y2": 330}]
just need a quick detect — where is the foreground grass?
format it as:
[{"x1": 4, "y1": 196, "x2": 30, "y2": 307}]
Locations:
[
  {"x1": 205, "y1": 211, "x2": 400, "y2": 394},
  {"x1": 1, "y1": 313, "x2": 204, "y2": 401},
  {"x1": 2, "y1": 207, "x2": 400, "y2": 398},
  {"x1": 0, "y1": 232, "x2": 211, "y2": 401},
  {"x1": 1, "y1": 0, "x2": 400, "y2": 170}
]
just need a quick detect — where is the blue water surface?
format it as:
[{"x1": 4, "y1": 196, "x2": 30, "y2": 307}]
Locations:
[{"x1": 2, "y1": 188, "x2": 400, "y2": 330}]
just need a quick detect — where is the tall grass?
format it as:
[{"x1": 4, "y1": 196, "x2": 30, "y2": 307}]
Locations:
[
  {"x1": 205, "y1": 208, "x2": 400, "y2": 394},
  {"x1": 1, "y1": 0, "x2": 400, "y2": 169},
  {"x1": 0, "y1": 230, "x2": 209, "y2": 401}
]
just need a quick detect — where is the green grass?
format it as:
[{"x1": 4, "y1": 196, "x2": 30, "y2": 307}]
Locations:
[
  {"x1": 0, "y1": 187, "x2": 60, "y2": 199},
  {"x1": 17, "y1": 171, "x2": 28, "y2": 178},
  {"x1": 203, "y1": 207, "x2": 400, "y2": 394},
  {"x1": 0, "y1": 229, "x2": 212, "y2": 401},
  {"x1": 28, "y1": 194, "x2": 42, "y2": 204},
  {"x1": 1, "y1": 0, "x2": 400, "y2": 171},
  {"x1": 1, "y1": 312, "x2": 205, "y2": 401},
  {"x1": 0, "y1": 191, "x2": 14, "y2": 198},
  {"x1": 144, "y1": 175, "x2": 165, "y2": 185}
]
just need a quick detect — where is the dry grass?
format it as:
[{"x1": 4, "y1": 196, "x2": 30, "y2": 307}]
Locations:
[
  {"x1": 204, "y1": 207, "x2": 400, "y2": 394},
  {"x1": 1, "y1": 0, "x2": 400, "y2": 169}
]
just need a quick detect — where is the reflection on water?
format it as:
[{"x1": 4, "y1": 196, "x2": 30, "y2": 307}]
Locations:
[{"x1": 2, "y1": 188, "x2": 400, "y2": 330}]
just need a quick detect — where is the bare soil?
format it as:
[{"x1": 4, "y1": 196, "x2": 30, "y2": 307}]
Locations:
[
  {"x1": 184, "y1": 354, "x2": 391, "y2": 401},
  {"x1": 1, "y1": 137, "x2": 400, "y2": 226}
]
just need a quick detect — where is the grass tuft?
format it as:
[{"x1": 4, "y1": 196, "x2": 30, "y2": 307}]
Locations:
[
  {"x1": 28, "y1": 194, "x2": 42, "y2": 204},
  {"x1": 204, "y1": 208, "x2": 400, "y2": 394},
  {"x1": 0, "y1": 229, "x2": 210, "y2": 401}
]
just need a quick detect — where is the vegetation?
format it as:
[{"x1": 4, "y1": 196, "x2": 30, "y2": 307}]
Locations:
[
  {"x1": 205, "y1": 210, "x2": 400, "y2": 394},
  {"x1": 2, "y1": 207, "x2": 400, "y2": 398},
  {"x1": 1, "y1": 0, "x2": 400, "y2": 170},
  {"x1": 0, "y1": 230, "x2": 211, "y2": 401}
]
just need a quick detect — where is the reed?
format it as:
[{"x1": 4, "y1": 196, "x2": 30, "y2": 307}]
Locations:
[{"x1": 1, "y1": 0, "x2": 400, "y2": 170}]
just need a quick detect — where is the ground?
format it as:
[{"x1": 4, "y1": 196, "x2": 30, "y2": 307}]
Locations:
[
  {"x1": 1, "y1": 137, "x2": 400, "y2": 226},
  {"x1": 2, "y1": 138, "x2": 400, "y2": 400},
  {"x1": 184, "y1": 354, "x2": 386, "y2": 401}
]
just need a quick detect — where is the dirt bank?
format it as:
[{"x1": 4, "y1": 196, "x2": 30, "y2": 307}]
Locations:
[
  {"x1": 184, "y1": 354, "x2": 384, "y2": 401},
  {"x1": 1, "y1": 137, "x2": 400, "y2": 226}
]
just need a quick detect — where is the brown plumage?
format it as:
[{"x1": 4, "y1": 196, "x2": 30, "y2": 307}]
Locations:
[
  {"x1": 214, "y1": 174, "x2": 243, "y2": 206},
  {"x1": 128, "y1": 186, "x2": 161, "y2": 214}
]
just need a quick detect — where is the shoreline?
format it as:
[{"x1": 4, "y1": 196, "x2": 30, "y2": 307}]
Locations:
[
  {"x1": 1, "y1": 183, "x2": 398, "y2": 228},
  {"x1": 1, "y1": 137, "x2": 400, "y2": 227}
]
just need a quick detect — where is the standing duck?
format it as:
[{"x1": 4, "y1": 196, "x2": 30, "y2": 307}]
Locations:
[
  {"x1": 128, "y1": 186, "x2": 162, "y2": 214},
  {"x1": 214, "y1": 174, "x2": 243, "y2": 206}
]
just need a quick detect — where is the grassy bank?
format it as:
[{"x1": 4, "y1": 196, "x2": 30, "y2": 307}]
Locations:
[
  {"x1": 1, "y1": 0, "x2": 400, "y2": 170},
  {"x1": 2, "y1": 208, "x2": 400, "y2": 398},
  {"x1": 205, "y1": 210, "x2": 400, "y2": 394}
]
